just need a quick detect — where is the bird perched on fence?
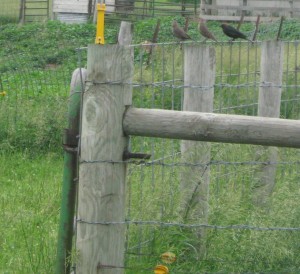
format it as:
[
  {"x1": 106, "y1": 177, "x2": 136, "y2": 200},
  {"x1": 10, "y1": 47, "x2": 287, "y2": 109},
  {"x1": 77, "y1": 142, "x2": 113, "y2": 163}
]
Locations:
[
  {"x1": 172, "y1": 20, "x2": 193, "y2": 41},
  {"x1": 221, "y1": 23, "x2": 252, "y2": 42},
  {"x1": 199, "y1": 18, "x2": 218, "y2": 42}
]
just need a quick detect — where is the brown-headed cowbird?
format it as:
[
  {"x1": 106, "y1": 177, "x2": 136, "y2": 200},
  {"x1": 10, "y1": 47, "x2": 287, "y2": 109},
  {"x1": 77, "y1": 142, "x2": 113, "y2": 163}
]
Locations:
[
  {"x1": 172, "y1": 20, "x2": 193, "y2": 41},
  {"x1": 199, "y1": 18, "x2": 218, "y2": 42},
  {"x1": 221, "y1": 23, "x2": 252, "y2": 42}
]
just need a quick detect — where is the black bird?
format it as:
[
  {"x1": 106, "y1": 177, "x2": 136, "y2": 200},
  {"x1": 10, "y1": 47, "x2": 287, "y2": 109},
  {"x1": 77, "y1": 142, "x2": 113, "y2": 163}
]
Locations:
[{"x1": 221, "y1": 23, "x2": 252, "y2": 42}]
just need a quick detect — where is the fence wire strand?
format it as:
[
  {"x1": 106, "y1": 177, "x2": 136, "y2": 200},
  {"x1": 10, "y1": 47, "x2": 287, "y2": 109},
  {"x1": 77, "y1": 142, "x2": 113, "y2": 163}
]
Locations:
[{"x1": 76, "y1": 219, "x2": 300, "y2": 232}]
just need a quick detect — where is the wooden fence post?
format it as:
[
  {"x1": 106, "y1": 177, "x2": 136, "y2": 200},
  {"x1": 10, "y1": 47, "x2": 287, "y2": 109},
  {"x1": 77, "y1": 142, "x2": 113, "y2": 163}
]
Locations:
[
  {"x1": 118, "y1": 21, "x2": 133, "y2": 47},
  {"x1": 253, "y1": 41, "x2": 284, "y2": 207},
  {"x1": 118, "y1": 21, "x2": 133, "y2": 106},
  {"x1": 180, "y1": 45, "x2": 215, "y2": 257},
  {"x1": 76, "y1": 44, "x2": 133, "y2": 273},
  {"x1": 19, "y1": 0, "x2": 25, "y2": 24}
]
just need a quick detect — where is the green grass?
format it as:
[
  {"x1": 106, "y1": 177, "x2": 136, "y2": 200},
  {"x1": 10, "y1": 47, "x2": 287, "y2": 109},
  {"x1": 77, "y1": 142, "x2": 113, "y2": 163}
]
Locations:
[
  {"x1": 0, "y1": 152, "x2": 63, "y2": 273},
  {"x1": 1, "y1": 18, "x2": 300, "y2": 273}
]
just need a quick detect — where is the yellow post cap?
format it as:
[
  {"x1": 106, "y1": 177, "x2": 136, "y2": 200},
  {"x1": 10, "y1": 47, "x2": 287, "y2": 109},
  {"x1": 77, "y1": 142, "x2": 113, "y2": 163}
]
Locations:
[{"x1": 95, "y1": 3, "x2": 106, "y2": 44}]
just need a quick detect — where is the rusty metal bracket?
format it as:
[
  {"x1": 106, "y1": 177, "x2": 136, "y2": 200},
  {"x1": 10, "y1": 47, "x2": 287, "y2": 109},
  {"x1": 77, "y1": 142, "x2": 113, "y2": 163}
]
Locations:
[
  {"x1": 123, "y1": 150, "x2": 151, "y2": 161},
  {"x1": 63, "y1": 128, "x2": 78, "y2": 153}
]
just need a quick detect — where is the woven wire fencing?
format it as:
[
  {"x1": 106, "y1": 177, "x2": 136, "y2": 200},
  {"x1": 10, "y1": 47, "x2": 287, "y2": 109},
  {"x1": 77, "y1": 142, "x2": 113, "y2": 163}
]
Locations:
[
  {"x1": 118, "y1": 41, "x2": 300, "y2": 273},
  {"x1": 0, "y1": 48, "x2": 81, "y2": 152},
  {"x1": 1, "y1": 39, "x2": 300, "y2": 272},
  {"x1": 105, "y1": 0, "x2": 200, "y2": 22},
  {"x1": 0, "y1": 1, "x2": 21, "y2": 22}
]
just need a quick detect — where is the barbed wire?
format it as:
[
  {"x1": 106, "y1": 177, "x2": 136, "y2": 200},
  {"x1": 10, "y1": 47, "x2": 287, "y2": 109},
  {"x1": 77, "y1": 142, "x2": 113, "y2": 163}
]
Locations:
[
  {"x1": 76, "y1": 219, "x2": 300, "y2": 231},
  {"x1": 80, "y1": 158, "x2": 300, "y2": 167},
  {"x1": 76, "y1": 40, "x2": 300, "y2": 50},
  {"x1": 86, "y1": 79, "x2": 299, "y2": 90}
]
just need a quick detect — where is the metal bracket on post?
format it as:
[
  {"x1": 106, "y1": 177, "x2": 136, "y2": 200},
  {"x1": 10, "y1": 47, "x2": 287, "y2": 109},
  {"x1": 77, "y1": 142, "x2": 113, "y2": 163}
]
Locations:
[
  {"x1": 123, "y1": 149, "x2": 151, "y2": 161},
  {"x1": 95, "y1": 3, "x2": 106, "y2": 45},
  {"x1": 63, "y1": 128, "x2": 78, "y2": 153}
]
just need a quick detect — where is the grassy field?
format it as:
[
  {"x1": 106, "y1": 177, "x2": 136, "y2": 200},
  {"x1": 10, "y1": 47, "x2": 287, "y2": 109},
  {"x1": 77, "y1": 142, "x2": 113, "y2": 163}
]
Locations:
[
  {"x1": 1, "y1": 17, "x2": 300, "y2": 273},
  {"x1": 0, "y1": 152, "x2": 62, "y2": 273}
]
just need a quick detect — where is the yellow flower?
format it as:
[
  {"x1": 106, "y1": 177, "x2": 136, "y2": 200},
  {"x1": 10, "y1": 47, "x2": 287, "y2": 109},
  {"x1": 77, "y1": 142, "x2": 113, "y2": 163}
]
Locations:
[
  {"x1": 161, "y1": 252, "x2": 176, "y2": 264},
  {"x1": 0, "y1": 91, "x2": 7, "y2": 97},
  {"x1": 154, "y1": 265, "x2": 169, "y2": 274}
]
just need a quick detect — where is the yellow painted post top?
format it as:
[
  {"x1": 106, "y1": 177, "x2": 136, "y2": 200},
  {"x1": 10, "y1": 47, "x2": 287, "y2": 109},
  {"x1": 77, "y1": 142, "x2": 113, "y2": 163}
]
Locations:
[{"x1": 95, "y1": 3, "x2": 105, "y2": 44}]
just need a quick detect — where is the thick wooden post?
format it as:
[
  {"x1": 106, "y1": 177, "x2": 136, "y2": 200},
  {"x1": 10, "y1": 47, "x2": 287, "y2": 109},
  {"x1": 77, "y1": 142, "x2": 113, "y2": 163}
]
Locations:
[
  {"x1": 181, "y1": 45, "x2": 215, "y2": 257},
  {"x1": 76, "y1": 44, "x2": 133, "y2": 273},
  {"x1": 253, "y1": 41, "x2": 284, "y2": 207}
]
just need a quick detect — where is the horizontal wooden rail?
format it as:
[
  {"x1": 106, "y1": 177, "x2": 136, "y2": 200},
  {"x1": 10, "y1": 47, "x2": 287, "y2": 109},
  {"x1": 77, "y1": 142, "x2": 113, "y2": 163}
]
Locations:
[{"x1": 123, "y1": 108, "x2": 300, "y2": 148}]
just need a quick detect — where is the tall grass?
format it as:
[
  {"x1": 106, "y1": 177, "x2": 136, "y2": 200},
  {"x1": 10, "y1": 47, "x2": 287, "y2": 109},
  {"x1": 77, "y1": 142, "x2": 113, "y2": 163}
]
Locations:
[{"x1": 0, "y1": 152, "x2": 62, "y2": 273}]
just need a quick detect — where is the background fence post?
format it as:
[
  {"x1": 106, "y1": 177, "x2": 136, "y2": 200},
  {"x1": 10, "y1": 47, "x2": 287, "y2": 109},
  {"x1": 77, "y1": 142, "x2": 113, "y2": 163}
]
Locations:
[
  {"x1": 76, "y1": 44, "x2": 133, "y2": 273},
  {"x1": 118, "y1": 21, "x2": 133, "y2": 46},
  {"x1": 19, "y1": 0, "x2": 25, "y2": 24},
  {"x1": 253, "y1": 41, "x2": 284, "y2": 207},
  {"x1": 181, "y1": 45, "x2": 215, "y2": 257},
  {"x1": 118, "y1": 21, "x2": 133, "y2": 106}
]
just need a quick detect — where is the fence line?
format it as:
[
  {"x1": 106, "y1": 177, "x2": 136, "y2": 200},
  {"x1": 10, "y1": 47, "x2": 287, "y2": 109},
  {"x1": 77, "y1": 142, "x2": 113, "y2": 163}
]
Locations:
[
  {"x1": 72, "y1": 39, "x2": 299, "y2": 273},
  {"x1": 105, "y1": 0, "x2": 200, "y2": 20},
  {"x1": 1, "y1": 40, "x2": 300, "y2": 272},
  {"x1": 201, "y1": 0, "x2": 300, "y2": 21}
]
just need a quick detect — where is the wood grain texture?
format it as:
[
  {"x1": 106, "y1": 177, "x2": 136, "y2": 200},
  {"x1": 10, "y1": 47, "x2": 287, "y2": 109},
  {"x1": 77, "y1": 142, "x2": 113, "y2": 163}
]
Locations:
[
  {"x1": 118, "y1": 21, "x2": 133, "y2": 46},
  {"x1": 181, "y1": 45, "x2": 215, "y2": 257},
  {"x1": 253, "y1": 41, "x2": 284, "y2": 207},
  {"x1": 77, "y1": 44, "x2": 132, "y2": 274},
  {"x1": 258, "y1": 41, "x2": 283, "y2": 118},
  {"x1": 123, "y1": 108, "x2": 300, "y2": 148}
]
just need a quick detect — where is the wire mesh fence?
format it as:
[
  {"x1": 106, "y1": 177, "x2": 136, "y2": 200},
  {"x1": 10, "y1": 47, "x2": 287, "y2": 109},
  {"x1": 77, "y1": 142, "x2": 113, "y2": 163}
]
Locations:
[
  {"x1": 1, "y1": 40, "x2": 300, "y2": 272},
  {"x1": 105, "y1": 0, "x2": 200, "y2": 22},
  {"x1": 0, "y1": 0, "x2": 52, "y2": 23},
  {"x1": 118, "y1": 41, "x2": 300, "y2": 273},
  {"x1": 72, "y1": 41, "x2": 300, "y2": 273},
  {"x1": 0, "y1": 47, "x2": 81, "y2": 152},
  {"x1": 0, "y1": 0, "x2": 21, "y2": 22},
  {"x1": 0, "y1": 0, "x2": 199, "y2": 24}
]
